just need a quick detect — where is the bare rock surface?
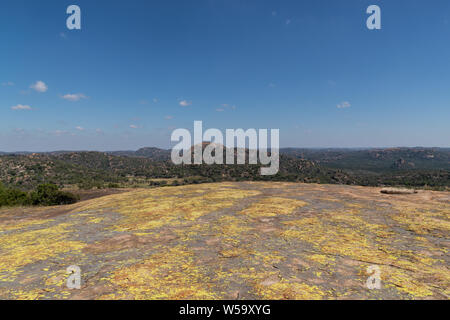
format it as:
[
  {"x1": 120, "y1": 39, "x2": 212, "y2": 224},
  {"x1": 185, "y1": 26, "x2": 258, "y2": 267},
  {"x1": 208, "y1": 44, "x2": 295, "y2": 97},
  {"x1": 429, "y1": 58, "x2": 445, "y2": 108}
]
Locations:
[
  {"x1": 381, "y1": 187, "x2": 418, "y2": 195},
  {"x1": 0, "y1": 182, "x2": 449, "y2": 300}
]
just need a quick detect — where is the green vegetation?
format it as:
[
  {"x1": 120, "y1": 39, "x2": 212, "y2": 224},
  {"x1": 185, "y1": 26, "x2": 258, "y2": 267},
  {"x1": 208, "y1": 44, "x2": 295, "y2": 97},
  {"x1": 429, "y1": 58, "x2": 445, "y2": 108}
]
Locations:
[
  {"x1": 0, "y1": 183, "x2": 78, "y2": 207},
  {"x1": 29, "y1": 184, "x2": 79, "y2": 206},
  {"x1": 0, "y1": 183, "x2": 29, "y2": 207},
  {"x1": 0, "y1": 147, "x2": 448, "y2": 206}
]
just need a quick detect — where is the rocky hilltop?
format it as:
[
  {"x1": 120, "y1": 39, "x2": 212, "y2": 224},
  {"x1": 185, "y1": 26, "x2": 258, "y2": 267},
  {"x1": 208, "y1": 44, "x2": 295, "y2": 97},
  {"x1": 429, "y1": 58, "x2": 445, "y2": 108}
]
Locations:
[{"x1": 0, "y1": 182, "x2": 448, "y2": 299}]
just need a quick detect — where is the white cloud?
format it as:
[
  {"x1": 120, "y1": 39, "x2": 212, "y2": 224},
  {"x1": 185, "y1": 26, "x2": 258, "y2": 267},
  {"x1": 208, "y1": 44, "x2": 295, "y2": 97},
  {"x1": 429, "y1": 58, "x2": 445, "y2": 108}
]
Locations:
[
  {"x1": 217, "y1": 104, "x2": 236, "y2": 112},
  {"x1": 75, "y1": 126, "x2": 85, "y2": 131},
  {"x1": 30, "y1": 81, "x2": 48, "y2": 93},
  {"x1": 129, "y1": 124, "x2": 138, "y2": 129},
  {"x1": 179, "y1": 100, "x2": 192, "y2": 107},
  {"x1": 53, "y1": 130, "x2": 68, "y2": 136},
  {"x1": 11, "y1": 104, "x2": 32, "y2": 110},
  {"x1": 2, "y1": 81, "x2": 14, "y2": 86},
  {"x1": 337, "y1": 101, "x2": 351, "y2": 109},
  {"x1": 62, "y1": 93, "x2": 87, "y2": 101}
]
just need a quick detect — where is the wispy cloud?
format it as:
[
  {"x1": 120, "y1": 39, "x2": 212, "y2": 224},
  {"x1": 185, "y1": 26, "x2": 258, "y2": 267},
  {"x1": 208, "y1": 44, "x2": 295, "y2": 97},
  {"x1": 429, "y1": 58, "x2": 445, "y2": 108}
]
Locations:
[
  {"x1": 164, "y1": 115, "x2": 173, "y2": 120},
  {"x1": 75, "y1": 126, "x2": 85, "y2": 131},
  {"x1": 30, "y1": 81, "x2": 48, "y2": 93},
  {"x1": 11, "y1": 104, "x2": 32, "y2": 110},
  {"x1": 53, "y1": 130, "x2": 69, "y2": 136},
  {"x1": 285, "y1": 19, "x2": 291, "y2": 25},
  {"x1": 62, "y1": 93, "x2": 87, "y2": 101},
  {"x1": 217, "y1": 104, "x2": 236, "y2": 112},
  {"x1": 1, "y1": 81, "x2": 14, "y2": 86},
  {"x1": 337, "y1": 101, "x2": 351, "y2": 109},
  {"x1": 96, "y1": 128, "x2": 104, "y2": 134},
  {"x1": 129, "y1": 124, "x2": 139, "y2": 129},
  {"x1": 179, "y1": 100, "x2": 192, "y2": 107},
  {"x1": 14, "y1": 128, "x2": 25, "y2": 134}
]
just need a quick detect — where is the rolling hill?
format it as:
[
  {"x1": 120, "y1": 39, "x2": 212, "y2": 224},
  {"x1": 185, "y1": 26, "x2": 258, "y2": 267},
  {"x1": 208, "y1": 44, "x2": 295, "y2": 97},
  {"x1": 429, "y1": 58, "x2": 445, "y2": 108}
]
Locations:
[{"x1": 0, "y1": 147, "x2": 449, "y2": 191}]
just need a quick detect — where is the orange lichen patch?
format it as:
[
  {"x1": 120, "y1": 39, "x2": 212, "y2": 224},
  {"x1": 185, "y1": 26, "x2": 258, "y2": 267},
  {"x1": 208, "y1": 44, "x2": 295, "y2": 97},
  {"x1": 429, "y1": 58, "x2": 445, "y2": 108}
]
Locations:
[
  {"x1": 0, "y1": 223, "x2": 85, "y2": 282},
  {"x1": 239, "y1": 197, "x2": 307, "y2": 217},
  {"x1": 105, "y1": 246, "x2": 220, "y2": 299}
]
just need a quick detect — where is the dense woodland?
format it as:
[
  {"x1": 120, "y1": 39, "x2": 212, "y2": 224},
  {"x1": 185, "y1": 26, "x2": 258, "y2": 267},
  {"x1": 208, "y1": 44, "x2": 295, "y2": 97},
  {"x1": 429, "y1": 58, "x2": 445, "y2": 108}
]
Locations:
[{"x1": 0, "y1": 147, "x2": 449, "y2": 207}]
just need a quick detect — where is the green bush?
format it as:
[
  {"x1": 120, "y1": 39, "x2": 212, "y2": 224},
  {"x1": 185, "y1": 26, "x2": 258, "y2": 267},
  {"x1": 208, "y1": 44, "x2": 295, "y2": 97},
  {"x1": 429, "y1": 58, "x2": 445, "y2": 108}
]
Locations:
[
  {"x1": 0, "y1": 183, "x2": 31, "y2": 207},
  {"x1": 107, "y1": 182, "x2": 120, "y2": 188},
  {"x1": 29, "y1": 183, "x2": 79, "y2": 206}
]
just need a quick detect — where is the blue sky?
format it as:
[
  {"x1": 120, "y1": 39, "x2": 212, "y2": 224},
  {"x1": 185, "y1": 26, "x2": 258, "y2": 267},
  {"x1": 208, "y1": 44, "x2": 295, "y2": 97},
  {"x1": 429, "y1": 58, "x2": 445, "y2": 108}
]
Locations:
[{"x1": 1, "y1": 0, "x2": 449, "y2": 151}]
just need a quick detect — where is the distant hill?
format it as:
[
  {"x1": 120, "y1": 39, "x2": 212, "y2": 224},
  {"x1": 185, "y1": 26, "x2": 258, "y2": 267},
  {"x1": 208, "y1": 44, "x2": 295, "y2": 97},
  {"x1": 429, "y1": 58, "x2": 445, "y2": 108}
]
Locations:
[
  {"x1": 280, "y1": 147, "x2": 450, "y2": 172},
  {"x1": 0, "y1": 147, "x2": 448, "y2": 190},
  {"x1": 0, "y1": 150, "x2": 352, "y2": 190},
  {"x1": 109, "y1": 147, "x2": 171, "y2": 161}
]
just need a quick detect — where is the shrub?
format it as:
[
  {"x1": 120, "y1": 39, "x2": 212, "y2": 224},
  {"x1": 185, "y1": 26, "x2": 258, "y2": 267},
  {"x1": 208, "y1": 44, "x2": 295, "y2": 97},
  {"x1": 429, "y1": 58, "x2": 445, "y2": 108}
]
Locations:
[
  {"x1": 0, "y1": 183, "x2": 31, "y2": 207},
  {"x1": 107, "y1": 182, "x2": 120, "y2": 188},
  {"x1": 29, "y1": 183, "x2": 79, "y2": 206}
]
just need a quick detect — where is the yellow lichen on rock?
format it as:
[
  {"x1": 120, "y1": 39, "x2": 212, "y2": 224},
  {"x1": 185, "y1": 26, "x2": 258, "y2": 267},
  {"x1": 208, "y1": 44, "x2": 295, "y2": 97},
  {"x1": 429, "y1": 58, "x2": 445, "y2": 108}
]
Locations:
[
  {"x1": 391, "y1": 206, "x2": 450, "y2": 236},
  {"x1": 239, "y1": 197, "x2": 307, "y2": 217},
  {"x1": 0, "y1": 223, "x2": 85, "y2": 282},
  {"x1": 1, "y1": 182, "x2": 448, "y2": 300},
  {"x1": 256, "y1": 280, "x2": 325, "y2": 300},
  {"x1": 106, "y1": 246, "x2": 219, "y2": 299}
]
